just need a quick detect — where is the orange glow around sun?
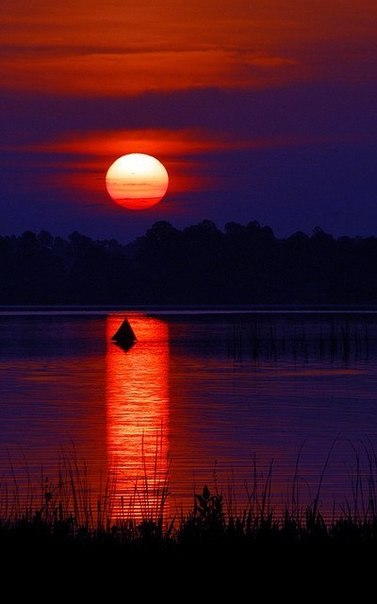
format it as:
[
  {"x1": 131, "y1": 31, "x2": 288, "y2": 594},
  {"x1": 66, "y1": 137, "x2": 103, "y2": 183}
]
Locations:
[
  {"x1": 34, "y1": 129, "x2": 214, "y2": 207},
  {"x1": 31, "y1": 127, "x2": 358, "y2": 210},
  {"x1": 105, "y1": 153, "x2": 169, "y2": 210}
]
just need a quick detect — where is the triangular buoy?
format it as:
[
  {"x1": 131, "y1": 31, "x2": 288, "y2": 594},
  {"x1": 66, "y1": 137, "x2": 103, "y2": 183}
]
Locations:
[{"x1": 112, "y1": 318, "x2": 136, "y2": 350}]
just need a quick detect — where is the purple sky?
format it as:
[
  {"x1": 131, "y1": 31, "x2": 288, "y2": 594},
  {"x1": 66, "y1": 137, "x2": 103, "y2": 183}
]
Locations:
[{"x1": 1, "y1": 1, "x2": 376, "y2": 242}]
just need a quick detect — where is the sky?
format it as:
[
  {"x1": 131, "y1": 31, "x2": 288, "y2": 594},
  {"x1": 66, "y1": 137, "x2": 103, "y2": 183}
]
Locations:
[{"x1": 1, "y1": 0, "x2": 377, "y2": 242}]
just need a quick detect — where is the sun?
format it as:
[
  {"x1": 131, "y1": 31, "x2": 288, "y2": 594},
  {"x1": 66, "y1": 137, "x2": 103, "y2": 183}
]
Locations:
[{"x1": 105, "y1": 153, "x2": 169, "y2": 210}]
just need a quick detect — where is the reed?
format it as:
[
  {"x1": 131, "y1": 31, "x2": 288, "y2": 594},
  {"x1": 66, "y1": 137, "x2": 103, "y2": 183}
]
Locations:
[
  {"x1": 227, "y1": 317, "x2": 374, "y2": 362},
  {"x1": 2, "y1": 442, "x2": 377, "y2": 551}
]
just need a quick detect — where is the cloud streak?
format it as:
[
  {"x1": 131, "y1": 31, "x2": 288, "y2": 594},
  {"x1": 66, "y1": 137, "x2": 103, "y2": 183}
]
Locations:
[
  {"x1": 1, "y1": 1, "x2": 376, "y2": 95},
  {"x1": 7, "y1": 127, "x2": 366, "y2": 207}
]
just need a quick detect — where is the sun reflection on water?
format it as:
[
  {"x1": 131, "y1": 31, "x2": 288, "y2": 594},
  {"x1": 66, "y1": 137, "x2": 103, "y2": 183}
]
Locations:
[{"x1": 106, "y1": 315, "x2": 169, "y2": 518}]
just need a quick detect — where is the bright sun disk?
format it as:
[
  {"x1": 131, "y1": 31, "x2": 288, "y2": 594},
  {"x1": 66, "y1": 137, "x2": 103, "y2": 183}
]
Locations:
[{"x1": 105, "y1": 153, "x2": 169, "y2": 210}]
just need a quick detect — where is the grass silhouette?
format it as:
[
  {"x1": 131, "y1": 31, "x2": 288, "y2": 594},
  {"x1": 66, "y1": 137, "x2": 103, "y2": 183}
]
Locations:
[
  {"x1": 227, "y1": 317, "x2": 373, "y2": 362},
  {"x1": 2, "y1": 442, "x2": 377, "y2": 556}
]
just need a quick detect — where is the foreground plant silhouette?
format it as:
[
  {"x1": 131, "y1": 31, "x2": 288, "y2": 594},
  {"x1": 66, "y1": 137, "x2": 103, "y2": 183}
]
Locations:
[{"x1": 3, "y1": 445, "x2": 377, "y2": 555}]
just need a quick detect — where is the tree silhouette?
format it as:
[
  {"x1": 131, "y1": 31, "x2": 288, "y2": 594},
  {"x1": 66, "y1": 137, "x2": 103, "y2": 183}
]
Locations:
[{"x1": 0, "y1": 221, "x2": 376, "y2": 304}]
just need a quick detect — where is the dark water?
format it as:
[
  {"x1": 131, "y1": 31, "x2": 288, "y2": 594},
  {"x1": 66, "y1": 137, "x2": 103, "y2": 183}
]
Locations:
[{"x1": 1, "y1": 310, "x2": 377, "y2": 518}]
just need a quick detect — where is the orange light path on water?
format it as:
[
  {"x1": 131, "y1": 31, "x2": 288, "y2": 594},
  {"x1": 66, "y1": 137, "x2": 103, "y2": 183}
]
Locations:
[{"x1": 106, "y1": 316, "x2": 169, "y2": 520}]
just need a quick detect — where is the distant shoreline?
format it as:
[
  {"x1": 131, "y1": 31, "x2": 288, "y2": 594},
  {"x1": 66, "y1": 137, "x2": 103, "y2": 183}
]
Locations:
[{"x1": 2, "y1": 304, "x2": 377, "y2": 317}]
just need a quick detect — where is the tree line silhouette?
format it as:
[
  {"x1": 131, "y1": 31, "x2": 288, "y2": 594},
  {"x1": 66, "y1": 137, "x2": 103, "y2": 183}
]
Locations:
[{"x1": 1, "y1": 220, "x2": 376, "y2": 304}]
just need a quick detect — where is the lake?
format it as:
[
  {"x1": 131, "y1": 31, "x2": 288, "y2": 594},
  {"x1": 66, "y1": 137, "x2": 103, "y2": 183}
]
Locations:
[{"x1": 1, "y1": 309, "x2": 377, "y2": 521}]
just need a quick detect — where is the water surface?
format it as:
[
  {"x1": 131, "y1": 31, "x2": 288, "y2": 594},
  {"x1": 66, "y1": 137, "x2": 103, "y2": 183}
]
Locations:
[{"x1": 1, "y1": 310, "x2": 377, "y2": 518}]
